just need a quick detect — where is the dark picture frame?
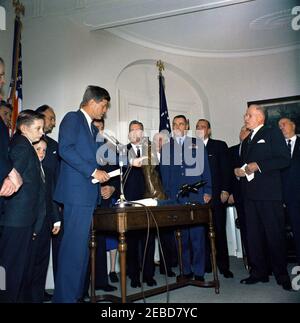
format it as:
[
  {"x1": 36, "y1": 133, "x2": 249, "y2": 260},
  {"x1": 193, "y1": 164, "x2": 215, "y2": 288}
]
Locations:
[{"x1": 248, "y1": 95, "x2": 300, "y2": 134}]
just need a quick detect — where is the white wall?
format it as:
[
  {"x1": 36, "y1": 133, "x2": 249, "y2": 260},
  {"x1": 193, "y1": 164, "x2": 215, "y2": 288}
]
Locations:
[{"x1": 0, "y1": 5, "x2": 299, "y2": 146}]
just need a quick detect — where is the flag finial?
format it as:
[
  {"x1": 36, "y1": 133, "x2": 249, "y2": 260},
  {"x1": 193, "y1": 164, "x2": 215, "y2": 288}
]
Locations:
[
  {"x1": 13, "y1": 0, "x2": 25, "y2": 18},
  {"x1": 156, "y1": 60, "x2": 165, "y2": 75}
]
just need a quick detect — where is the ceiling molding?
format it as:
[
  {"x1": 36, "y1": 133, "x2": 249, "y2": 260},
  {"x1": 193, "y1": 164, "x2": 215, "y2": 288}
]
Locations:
[{"x1": 108, "y1": 29, "x2": 300, "y2": 58}]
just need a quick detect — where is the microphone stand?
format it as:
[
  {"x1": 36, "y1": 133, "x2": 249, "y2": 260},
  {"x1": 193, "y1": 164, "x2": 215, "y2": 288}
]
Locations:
[{"x1": 115, "y1": 144, "x2": 132, "y2": 208}]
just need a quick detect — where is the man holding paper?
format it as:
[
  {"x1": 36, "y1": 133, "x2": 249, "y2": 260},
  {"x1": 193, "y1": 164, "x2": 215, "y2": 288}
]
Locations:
[
  {"x1": 53, "y1": 86, "x2": 111, "y2": 303},
  {"x1": 235, "y1": 104, "x2": 291, "y2": 290}
]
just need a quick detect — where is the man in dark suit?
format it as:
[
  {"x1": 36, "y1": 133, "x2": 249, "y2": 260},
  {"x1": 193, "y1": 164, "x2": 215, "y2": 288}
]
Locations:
[
  {"x1": 196, "y1": 119, "x2": 233, "y2": 278},
  {"x1": 125, "y1": 120, "x2": 157, "y2": 288},
  {"x1": 236, "y1": 104, "x2": 291, "y2": 290},
  {"x1": 228, "y1": 125, "x2": 251, "y2": 268},
  {"x1": 52, "y1": 86, "x2": 111, "y2": 303},
  {"x1": 35, "y1": 105, "x2": 61, "y2": 299},
  {"x1": 160, "y1": 115, "x2": 212, "y2": 281},
  {"x1": 0, "y1": 110, "x2": 45, "y2": 302},
  {"x1": 279, "y1": 117, "x2": 300, "y2": 267},
  {"x1": 0, "y1": 92, "x2": 22, "y2": 202}
]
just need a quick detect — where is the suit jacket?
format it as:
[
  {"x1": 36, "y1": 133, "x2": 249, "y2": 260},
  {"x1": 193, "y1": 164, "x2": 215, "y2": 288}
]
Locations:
[
  {"x1": 0, "y1": 117, "x2": 12, "y2": 184},
  {"x1": 1, "y1": 135, "x2": 46, "y2": 233},
  {"x1": 240, "y1": 125, "x2": 290, "y2": 201},
  {"x1": 54, "y1": 110, "x2": 100, "y2": 207},
  {"x1": 43, "y1": 135, "x2": 60, "y2": 187},
  {"x1": 281, "y1": 136, "x2": 300, "y2": 202},
  {"x1": 160, "y1": 137, "x2": 212, "y2": 203},
  {"x1": 44, "y1": 165, "x2": 60, "y2": 223},
  {"x1": 206, "y1": 138, "x2": 231, "y2": 205},
  {"x1": 229, "y1": 143, "x2": 243, "y2": 204},
  {"x1": 123, "y1": 143, "x2": 145, "y2": 201}
]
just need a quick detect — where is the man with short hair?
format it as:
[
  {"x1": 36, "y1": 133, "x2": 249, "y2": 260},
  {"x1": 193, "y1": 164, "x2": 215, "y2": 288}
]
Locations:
[
  {"x1": 228, "y1": 125, "x2": 251, "y2": 268},
  {"x1": 161, "y1": 115, "x2": 212, "y2": 281},
  {"x1": 125, "y1": 120, "x2": 157, "y2": 288},
  {"x1": 196, "y1": 118, "x2": 233, "y2": 278},
  {"x1": 278, "y1": 117, "x2": 300, "y2": 268},
  {"x1": 236, "y1": 105, "x2": 291, "y2": 290},
  {"x1": 35, "y1": 105, "x2": 61, "y2": 285},
  {"x1": 0, "y1": 100, "x2": 12, "y2": 129},
  {"x1": 0, "y1": 60, "x2": 22, "y2": 206},
  {"x1": 53, "y1": 85, "x2": 111, "y2": 303}
]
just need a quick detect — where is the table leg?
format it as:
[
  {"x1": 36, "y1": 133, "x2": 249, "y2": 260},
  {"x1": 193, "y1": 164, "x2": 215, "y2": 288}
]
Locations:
[
  {"x1": 118, "y1": 232, "x2": 127, "y2": 303},
  {"x1": 208, "y1": 209, "x2": 219, "y2": 293},
  {"x1": 175, "y1": 229, "x2": 184, "y2": 279},
  {"x1": 89, "y1": 224, "x2": 97, "y2": 302}
]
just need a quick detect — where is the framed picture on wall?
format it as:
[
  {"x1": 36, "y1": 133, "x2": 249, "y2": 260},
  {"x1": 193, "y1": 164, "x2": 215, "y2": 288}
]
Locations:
[{"x1": 248, "y1": 95, "x2": 300, "y2": 134}]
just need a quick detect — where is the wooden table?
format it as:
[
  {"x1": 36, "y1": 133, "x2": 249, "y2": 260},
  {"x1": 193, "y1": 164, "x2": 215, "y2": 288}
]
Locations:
[{"x1": 90, "y1": 204, "x2": 219, "y2": 303}]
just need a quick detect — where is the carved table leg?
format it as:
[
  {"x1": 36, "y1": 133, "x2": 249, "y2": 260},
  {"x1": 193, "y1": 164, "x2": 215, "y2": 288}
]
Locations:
[
  {"x1": 118, "y1": 232, "x2": 127, "y2": 303},
  {"x1": 208, "y1": 209, "x2": 219, "y2": 293},
  {"x1": 175, "y1": 229, "x2": 185, "y2": 282},
  {"x1": 89, "y1": 221, "x2": 97, "y2": 303}
]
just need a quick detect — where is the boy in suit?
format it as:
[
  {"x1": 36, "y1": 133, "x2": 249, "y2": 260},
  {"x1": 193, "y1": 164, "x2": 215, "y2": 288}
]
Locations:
[{"x1": 0, "y1": 110, "x2": 45, "y2": 302}]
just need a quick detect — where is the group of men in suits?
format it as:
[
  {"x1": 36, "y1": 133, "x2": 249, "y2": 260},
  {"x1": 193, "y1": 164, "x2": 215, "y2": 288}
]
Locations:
[{"x1": 0, "y1": 54, "x2": 297, "y2": 300}]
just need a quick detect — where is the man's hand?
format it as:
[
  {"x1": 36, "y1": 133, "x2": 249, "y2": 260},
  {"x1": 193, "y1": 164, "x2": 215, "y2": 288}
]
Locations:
[
  {"x1": 234, "y1": 167, "x2": 246, "y2": 177},
  {"x1": 93, "y1": 170, "x2": 110, "y2": 183},
  {"x1": 228, "y1": 194, "x2": 235, "y2": 205},
  {"x1": 101, "y1": 185, "x2": 115, "y2": 200},
  {"x1": 52, "y1": 225, "x2": 61, "y2": 235},
  {"x1": 245, "y1": 162, "x2": 259, "y2": 175},
  {"x1": 203, "y1": 193, "x2": 211, "y2": 204},
  {"x1": 0, "y1": 178, "x2": 16, "y2": 196},
  {"x1": 131, "y1": 157, "x2": 146, "y2": 167},
  {"x1": 220, "y1": 191, "x2": 229, "y2": 203},
  {"x1": 8, "y1": 168, "x2": 23, "y2": 192}
]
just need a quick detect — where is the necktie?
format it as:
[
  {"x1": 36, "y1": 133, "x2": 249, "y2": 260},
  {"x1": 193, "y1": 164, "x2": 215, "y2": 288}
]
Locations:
[
  {"x1": 179, "y1": 138, "x2": 183, "y2": 146},
  {"x1": 136, "y1": 146, "x2": 141, "y2": 158},
  {"x1": 247, "y1": 130, "x2": 254, "y2": 143},
  {"x1": 287, "y1": 139, "x2": 292, "y2": 156},
  {"x1": 40, "y1": 163, "x2": 45, "y2": 183},
  {"x1": 91, "y1": 124, "x2": 98, "y2": 140}
]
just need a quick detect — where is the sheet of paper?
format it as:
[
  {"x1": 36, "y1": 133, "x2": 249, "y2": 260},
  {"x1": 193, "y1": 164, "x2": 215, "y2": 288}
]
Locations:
[
  {"x1": 130, "y1": 198, "x2": 158, "y2": 207},
  {"x1": 91, "y1": 168, "x2": 121, "y2": 184},
  {"x1": 241, "y1": 164, "x2": 254, "y2": 182}
]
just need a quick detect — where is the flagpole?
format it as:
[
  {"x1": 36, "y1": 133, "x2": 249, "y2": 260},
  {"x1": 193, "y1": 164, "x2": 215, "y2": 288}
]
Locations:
[
  {"x1": 156, "y1": 60, "x2": 165, "y2": 76},
  {"x1": 9, "y1": 0, "x2": 24, "y2": 133},
  {"x1": 10, "y1": 0, "x2": 24, "y2": 97}
]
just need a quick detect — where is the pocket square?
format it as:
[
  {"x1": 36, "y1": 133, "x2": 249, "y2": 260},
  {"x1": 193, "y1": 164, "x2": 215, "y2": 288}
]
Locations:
[{"x1": 257, "y1": 139, "x2": 265, "y2": 144}]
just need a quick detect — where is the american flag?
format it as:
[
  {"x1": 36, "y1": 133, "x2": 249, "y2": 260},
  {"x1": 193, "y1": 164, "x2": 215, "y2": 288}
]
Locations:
[
  {"x1": 159, "y1": 73, "x2": 171, "y2": 133},
  {"x1": 8, "y1": 16, "x2": 23, "y2": 134}
]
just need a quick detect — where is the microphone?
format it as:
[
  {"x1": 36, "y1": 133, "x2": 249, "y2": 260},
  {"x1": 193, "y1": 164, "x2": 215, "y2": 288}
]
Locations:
[
  {"x1": 102, "y1": 132, "x2": 120, "y2": 147},
  {"x1": 176, "y1": 180, "x2": 207, "y2": 199}
]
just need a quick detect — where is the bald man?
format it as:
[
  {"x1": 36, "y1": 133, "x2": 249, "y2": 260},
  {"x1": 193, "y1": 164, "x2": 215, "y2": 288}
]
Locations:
[
  {"x1": 236, "y1": 105, "x2": 291, "y2": 290},
  {"x1": 279, "y1": 117, "x2": 300, "y2": 268}
]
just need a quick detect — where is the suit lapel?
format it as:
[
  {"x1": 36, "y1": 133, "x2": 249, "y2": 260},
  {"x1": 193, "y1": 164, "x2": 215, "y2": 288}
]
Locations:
[
  {"x1": 292, "y1": 137, "x2": 300, "y2": 159},
  {"x1": 77, "y1": 110, "x2": 96, "y2": 148},
  {"x1": 243, "y1": 126, "x2": 266, "y2": 158}
]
